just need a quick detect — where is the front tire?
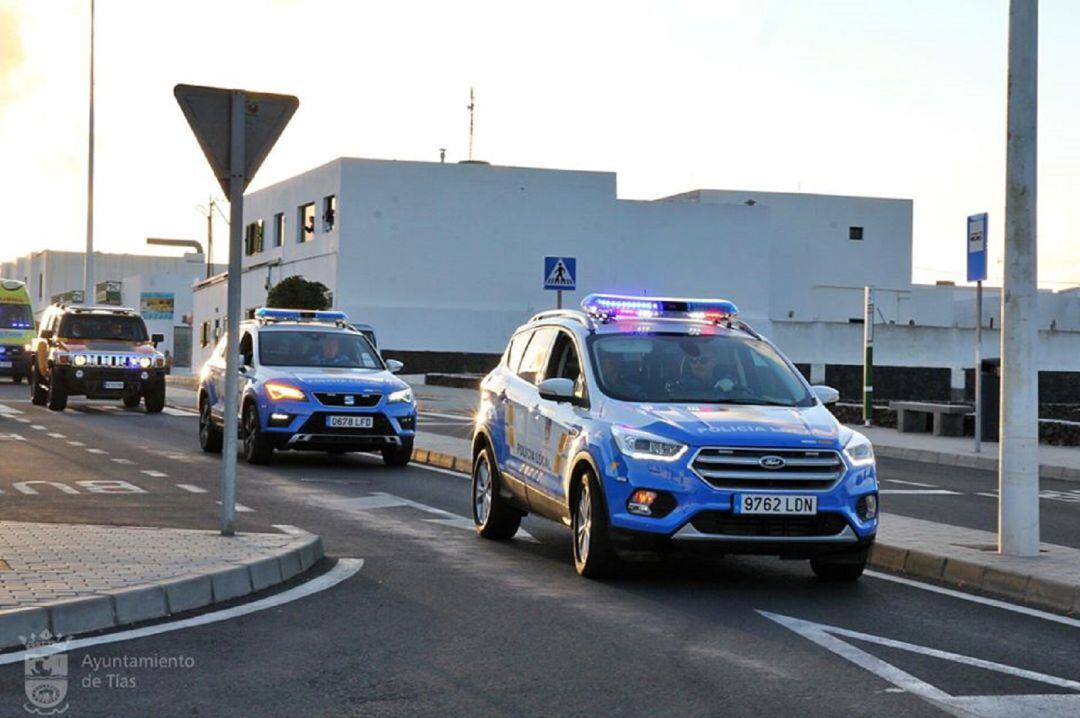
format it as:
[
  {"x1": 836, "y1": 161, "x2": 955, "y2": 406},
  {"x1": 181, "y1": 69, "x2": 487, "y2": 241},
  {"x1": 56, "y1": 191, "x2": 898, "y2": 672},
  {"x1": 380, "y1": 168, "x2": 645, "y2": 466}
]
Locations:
[
  {"x1": 810, "y1": 549, "x2": 869, "y2": 582},
  {"x1": 572, "y1": 469, "x2": 619, "y2": 578},
  {"x1": 47, "y1": 372, "x2": 67, "y2": 411},
  {"x1": 122, "y1": 393, "x2": 141, "y2": 408},
  {"x1": 381, "y1": 438, "x2": 414, "y2": 467},
  {"x1": 198, "y1": 397, "x2": 223, "y2": 453},
  {"x1": 241, "y1": 402, "x2": 273, "y2": 464},
  {"x1": 471, "y1": 445, "x2": 521, "y2": 539},
  {"x1": 144, "y1": 381, "x2": 165, "y2": 413},
  {"x1": 29, "y1": 366, "x2": 47, "y2": 406}
]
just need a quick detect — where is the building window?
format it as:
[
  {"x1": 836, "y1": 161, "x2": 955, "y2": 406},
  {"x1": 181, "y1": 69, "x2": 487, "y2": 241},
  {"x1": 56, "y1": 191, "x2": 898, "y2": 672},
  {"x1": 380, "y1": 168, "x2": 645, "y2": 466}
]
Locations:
[
  {"x1": 849, "y1": 226, "x2": 864, "y2": 241},
  {"x1": 322, "y1": 195, "x2": 336, "y2": 232},
  {"x1": 244, "y1": 219, "x2": 264, "y2": 255},
  {"x1": 199, "y1": 321, "x2": 210, "y2": 347},
  {"x1": 273, "y1": 213, "x2": 285, "y2": 247},
  {"x1": 298, "y1": 203, "x2": 315, "y2": 243}
]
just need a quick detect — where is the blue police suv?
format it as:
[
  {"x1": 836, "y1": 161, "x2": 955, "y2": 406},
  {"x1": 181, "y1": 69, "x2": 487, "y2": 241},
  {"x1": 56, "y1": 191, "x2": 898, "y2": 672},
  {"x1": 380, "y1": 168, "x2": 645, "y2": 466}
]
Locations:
[
  {"x1": 197, "y1": 308, "x2": 416, "y2": 466},
  {"x1": 471, "y1": 294, "x2": 878, "y2": 579}
]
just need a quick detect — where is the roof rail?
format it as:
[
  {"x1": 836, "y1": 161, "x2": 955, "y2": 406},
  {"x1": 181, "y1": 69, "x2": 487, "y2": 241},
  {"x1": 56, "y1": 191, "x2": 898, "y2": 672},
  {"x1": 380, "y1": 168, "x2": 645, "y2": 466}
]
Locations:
[{"x1": 528, "y1": 309, "x2": 589, "y2": 327}]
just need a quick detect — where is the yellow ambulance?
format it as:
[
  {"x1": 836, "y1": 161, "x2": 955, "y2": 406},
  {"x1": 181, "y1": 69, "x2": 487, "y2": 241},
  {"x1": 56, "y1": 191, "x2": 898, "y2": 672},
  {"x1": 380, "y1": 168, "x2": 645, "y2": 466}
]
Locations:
[{"x1": 0, "y1": 279, "x2": 34, "y2": 383}]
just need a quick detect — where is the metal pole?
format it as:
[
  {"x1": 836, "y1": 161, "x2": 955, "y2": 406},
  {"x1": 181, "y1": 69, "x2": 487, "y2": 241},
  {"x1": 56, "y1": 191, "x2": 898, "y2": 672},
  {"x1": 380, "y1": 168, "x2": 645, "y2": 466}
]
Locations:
[
  {"x1": 557, "y1": 289, "x2": 563, "y2": 310},
  {"x1": 863, "y1": 286, "x2": 874, "y2": 427},
  {"x1": 83, "y1": 0, "x2": 95, "y2": 304},
  {"x1": 974, "y1": 280, "x2": 983, "y2": 453},
  {"x1": 220, "y1": 91, "x2": 245, "y2": 537},
  {"x1": 999, "y1": 0, "x2": 1039, "y2": 557},
  {"x1": 207, "y1": 196, "x2": 214, "y2": 279}
]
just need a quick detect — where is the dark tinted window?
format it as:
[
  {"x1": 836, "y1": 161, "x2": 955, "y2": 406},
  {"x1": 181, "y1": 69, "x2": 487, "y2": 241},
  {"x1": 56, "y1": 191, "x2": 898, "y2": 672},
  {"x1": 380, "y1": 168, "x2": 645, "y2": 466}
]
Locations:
[
  {"x1": 59, "y1": 314, "x2": 148, "y2": 341},
  {"x1": 545, "y1": 331, "x2": 586, "y2": 400},
  {"x1": 504, "y1": 331, "x2": 531, "y2": 373},
  {"x1": 259, "y1": 330, "x2": 383, "y2": 369}
]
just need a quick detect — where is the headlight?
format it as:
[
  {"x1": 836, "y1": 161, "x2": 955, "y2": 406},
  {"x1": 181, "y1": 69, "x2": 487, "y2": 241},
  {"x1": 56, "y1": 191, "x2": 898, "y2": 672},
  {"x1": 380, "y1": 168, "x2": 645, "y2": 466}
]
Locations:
[
  {"x1": 387, "y1": 388, "x2": 414, "y2": 404},
  {"x1": 265, "y1": 381, "x2": 307, "y2": 402},
  {"x1": 611, "y1": 426, "x2": 687, "y2": 462},
  {"x1": 73, "y1": 354, "x2": 87, "y2": 367},
  {"x1": 138, "y1": 356, "x2": 153, "y2": 369},
  {"x1": 843, "y1": 431, "x2": 875, "y2": 466}
]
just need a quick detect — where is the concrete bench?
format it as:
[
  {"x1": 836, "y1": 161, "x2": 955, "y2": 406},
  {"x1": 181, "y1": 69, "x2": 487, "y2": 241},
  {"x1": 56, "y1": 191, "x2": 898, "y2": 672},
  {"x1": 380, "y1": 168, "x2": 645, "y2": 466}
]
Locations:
[{"x1": 889, "y1": 401, "x2": 973, "y2": 438}]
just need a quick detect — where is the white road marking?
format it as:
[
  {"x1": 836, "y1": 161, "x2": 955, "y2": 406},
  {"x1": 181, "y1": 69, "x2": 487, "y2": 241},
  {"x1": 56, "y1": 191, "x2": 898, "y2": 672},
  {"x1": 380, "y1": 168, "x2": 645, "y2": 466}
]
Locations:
[
  {"x1": 14, "y1": 417, "x2": 30, "y2": 423},
  {"x1": 110, "y1": 458, "x2": 135, "y2": 465},
  {"x1": 30, "y1": 424, "x2": 46, "y2": 430},
  {"x1": 885, "y1": 479, "x2": 937, "y2": 487},
  {"x1": 67, "y1": 440, "x2": 85, "y2": 446},
  {"x1": 140, "y1": 469, "x2": 168, "y2": 478},
  {"x1": 47, "y1": 432, "x2": 66, "y2": 438},
  {"x1": 177, "y1": 483, "x2": 207, "y2": 493},
  {"x1": 760, "y1": 610, "x2": 1080, "y2": 718},
  {"x1": 162, "y1": 406, "x2": 198, "y2": 417},
  {"x1": 878, "y1": 489, "x2": 963, "y2": 495},
  {"x1": 85, "y1": 448, "x2": 107, "y2": 454},
  {"x1": 0, "y1": 433, "x2": 25, "y2": 441},
  {"x1": 866, "y1": 570, "x2": 1080, "y2": 630},
  {"x1": 272, "y1": 524, "x2": 309, "y2": 536},
  {"x1": 0, "y1": 558, "x2": 364, "y2": 666},
  {"x1": 328, "y1": 490, "x2": 538, "y2": 542},
  {"x1": 216, "y1": 500, "x2": 254, "y2": 512},
  {"x1": 0, "y1": 403, "x2": 23, "y2": 415},
  {"x1": 976, "y1": 491, "x2": 998, "y2": 498},
  {"x1": 419, "y1": 411, "x2": 474, "y2": 421},
  {"x1": 411, "y1": 463, "x2": 470, "y2": 480}
]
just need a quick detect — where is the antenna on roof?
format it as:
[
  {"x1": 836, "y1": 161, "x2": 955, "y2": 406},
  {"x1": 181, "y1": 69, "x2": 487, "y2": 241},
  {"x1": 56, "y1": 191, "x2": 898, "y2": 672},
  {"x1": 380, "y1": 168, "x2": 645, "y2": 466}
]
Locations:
[{"x1": 467, "y1": 87, "x2": 476, "y2": 161}]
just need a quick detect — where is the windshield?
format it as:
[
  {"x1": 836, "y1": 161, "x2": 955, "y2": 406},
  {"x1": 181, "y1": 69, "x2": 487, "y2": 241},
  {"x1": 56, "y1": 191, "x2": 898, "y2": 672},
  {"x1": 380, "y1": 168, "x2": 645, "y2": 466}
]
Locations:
[
  {"x1": 0, "y1": 303, "x2": 33, "y2": 329},
  {"x1": 588, "y1": 333, "x2": 814, "y2": 406},
  {"x1": 59, "y1": 314, "x2": 148, "y2": 341},
  {"x1": 259, "y1": 330, "x2": 383, "y2": 369}
]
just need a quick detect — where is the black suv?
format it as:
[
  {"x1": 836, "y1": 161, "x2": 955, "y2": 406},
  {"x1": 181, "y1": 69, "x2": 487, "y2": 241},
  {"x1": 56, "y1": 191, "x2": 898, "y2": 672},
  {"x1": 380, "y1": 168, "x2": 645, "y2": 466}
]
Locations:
[{"x1": 29, "y1": 305, "x2": 167, "y2": 412}]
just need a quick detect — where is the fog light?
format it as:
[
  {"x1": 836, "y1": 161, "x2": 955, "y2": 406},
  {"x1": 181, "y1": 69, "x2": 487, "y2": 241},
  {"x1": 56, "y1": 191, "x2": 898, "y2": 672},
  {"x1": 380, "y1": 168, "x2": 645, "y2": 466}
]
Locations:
[
  {"x1": 75, "y1": 369, "x2": 84, "y2": 379},
  {"x1": 140, "y1": 371, "x2": 149, "y2": 380},
  {"x1": 269, "y1": 412, "x2": 292, "y2": 427},
  {"x1": 857, "y1": 494, "x2": 878, "y2": 521},
  {"x1": 627, "y1": 489, "x2": 659, "y2": 516}
]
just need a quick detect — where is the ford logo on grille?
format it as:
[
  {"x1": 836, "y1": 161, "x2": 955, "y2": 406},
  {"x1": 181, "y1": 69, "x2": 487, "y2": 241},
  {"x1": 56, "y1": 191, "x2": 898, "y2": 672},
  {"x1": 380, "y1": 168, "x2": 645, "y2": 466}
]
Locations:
[{"x1": 759, "y1": 455, "x2": 786, "y2": 470}]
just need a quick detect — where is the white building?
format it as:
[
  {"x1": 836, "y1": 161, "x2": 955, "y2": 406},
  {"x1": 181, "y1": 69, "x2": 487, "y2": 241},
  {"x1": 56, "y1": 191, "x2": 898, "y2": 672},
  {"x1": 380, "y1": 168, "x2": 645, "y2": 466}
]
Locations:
[
  {"x1": 191, "y1": 157, "x2": 1080, "y2": 400},
  {"x1": 0, "y1": 250, "x2": 213, "y2": 368}
]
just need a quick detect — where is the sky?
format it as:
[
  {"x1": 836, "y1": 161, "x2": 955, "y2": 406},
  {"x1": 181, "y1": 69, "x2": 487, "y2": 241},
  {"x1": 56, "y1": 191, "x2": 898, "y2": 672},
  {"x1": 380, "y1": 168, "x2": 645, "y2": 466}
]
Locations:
[{"x1": 0, "y1": 0, "x2": 1078, "y2": 289}]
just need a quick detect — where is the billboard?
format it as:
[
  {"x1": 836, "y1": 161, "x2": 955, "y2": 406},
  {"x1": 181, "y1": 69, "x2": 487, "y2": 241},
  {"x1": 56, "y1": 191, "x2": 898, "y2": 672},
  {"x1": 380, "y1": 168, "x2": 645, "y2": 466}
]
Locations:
[{"x1": 140, "y1": 292, "x2": 175, "y2": 320}]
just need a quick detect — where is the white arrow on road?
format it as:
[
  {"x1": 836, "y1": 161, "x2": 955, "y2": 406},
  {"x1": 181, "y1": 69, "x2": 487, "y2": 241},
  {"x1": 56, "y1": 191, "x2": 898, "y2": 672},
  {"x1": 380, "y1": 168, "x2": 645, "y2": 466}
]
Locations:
[{"x1": 759, "y1": 610, "x2": 1080, "y2": 718}]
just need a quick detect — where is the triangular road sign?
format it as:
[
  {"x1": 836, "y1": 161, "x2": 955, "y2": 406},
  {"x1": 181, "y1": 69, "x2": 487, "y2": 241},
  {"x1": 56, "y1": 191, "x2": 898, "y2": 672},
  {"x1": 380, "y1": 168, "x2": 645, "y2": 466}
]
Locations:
[
  {"x1": 174, "y1": 84, "x2": 298, "y2": 196},
  {"x1": 759, "y1": 610, "x2": 1080, "y2": 718}
]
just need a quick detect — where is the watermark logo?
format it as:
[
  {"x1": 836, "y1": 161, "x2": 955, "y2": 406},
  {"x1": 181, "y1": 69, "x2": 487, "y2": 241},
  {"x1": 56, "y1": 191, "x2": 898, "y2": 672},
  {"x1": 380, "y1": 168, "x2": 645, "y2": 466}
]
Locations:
[{"x1": 20, "y1": 631, "x2": 69, "y2": 715}]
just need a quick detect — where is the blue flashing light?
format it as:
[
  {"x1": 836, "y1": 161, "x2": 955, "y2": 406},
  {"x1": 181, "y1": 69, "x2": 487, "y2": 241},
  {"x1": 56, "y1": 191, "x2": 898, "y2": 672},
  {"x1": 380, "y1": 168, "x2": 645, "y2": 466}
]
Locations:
[
  {"x1": 254, "y1": 307, "x2": 349, "y2": 323},
  {"x1": 581, "y1": 294, "x2": 739, "y2": 322}
]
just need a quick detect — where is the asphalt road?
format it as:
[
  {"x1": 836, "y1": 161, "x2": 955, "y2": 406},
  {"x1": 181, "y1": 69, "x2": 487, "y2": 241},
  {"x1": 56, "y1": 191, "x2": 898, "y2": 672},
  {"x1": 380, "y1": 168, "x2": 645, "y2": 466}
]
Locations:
[{"x1": 0, "y1": 383, "x2": 1078, "y2": 717}]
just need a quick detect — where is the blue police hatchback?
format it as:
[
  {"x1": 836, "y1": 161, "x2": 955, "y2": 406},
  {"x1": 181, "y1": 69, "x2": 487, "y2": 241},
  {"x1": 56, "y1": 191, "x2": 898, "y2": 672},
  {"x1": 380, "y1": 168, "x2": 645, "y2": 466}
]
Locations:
[
  {"x1": 471, "y1": 294, "x2": 878, "y2": 579},
  {"x1": 197, "y1": 308, "x2": 416, "y2": 466}
]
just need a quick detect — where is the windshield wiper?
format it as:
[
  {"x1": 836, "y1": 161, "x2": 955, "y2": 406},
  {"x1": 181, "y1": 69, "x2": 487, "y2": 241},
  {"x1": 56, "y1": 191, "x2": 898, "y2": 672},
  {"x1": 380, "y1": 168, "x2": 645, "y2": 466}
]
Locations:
[{"x1": 698, "y1": 398, "x2": 797, "y2": 407}]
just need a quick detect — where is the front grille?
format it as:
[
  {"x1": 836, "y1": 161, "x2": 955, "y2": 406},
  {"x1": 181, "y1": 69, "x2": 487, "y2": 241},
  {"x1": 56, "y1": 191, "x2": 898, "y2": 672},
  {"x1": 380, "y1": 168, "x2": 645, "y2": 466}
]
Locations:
[
  {"x1": 72, "y1": 352, "x2": 142, "y2": 368},
  {"x1": 690, "y1": 511, "x2": 848, "y2": 537},
  {"x1": 692, "y1": 447, "x2": 844, "y2": 490},
  {"x1": 297, "y1": 412, "x2": 394, "y2": 436},
  {"x1": 0, "y1": 345, "x2": 24, "y2": 357},
  {"x1": 314, "y1": 392, "x2": 381, "y2": 407}
]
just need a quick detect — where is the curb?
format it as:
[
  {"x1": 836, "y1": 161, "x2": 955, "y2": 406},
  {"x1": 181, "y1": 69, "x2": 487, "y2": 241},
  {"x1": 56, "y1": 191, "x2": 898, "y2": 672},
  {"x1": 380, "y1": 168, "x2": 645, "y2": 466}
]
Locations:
[
  {"x1": 868, "y1": 543, "x2": 1080, "y2": 616},
  {"x1": 408, "y1": 444, "x2": 1080, "y2": 617},
  {"x1": 872, "y1": 444, "x2": 1080, "y2": 483},
  {"x1": 0, "y1": 532, "x2": 324, "y2": 650}
]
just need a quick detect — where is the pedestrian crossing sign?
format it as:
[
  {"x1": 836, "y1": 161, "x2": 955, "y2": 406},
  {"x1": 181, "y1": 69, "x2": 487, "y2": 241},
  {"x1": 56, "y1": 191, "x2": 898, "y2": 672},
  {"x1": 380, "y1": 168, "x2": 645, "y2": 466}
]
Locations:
[{"x1": 544, "y1": 257, "x2": 576, "y2": 291}]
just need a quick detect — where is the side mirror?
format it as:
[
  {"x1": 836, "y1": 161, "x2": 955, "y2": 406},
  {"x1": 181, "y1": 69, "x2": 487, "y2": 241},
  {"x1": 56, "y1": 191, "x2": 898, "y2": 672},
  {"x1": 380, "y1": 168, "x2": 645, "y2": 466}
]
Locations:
[
  {"x1": 40, "y1": 329, "x2": 53, "y2": 340},
  {"x1": 151, "y1": 333, "x2": 165, "y2": 346},
  {"x1": 538, "y1": 377, "x2": 579, "y2": 405},
  {"x1": 386, "y1": 359, "x2": 404, "y2": 373},
  {"x1": 812, "y1": 385, "x2": 840, "y2": 405}
]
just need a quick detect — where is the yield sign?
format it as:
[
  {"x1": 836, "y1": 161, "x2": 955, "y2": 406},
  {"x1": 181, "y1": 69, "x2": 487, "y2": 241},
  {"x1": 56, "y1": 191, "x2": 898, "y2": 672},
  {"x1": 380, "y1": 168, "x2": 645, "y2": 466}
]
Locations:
[
  {"x1": 760, "y1": 610, "x2": 1080, "y2": 718},
  {"x1": 173, "y1": 84, "x2": 298, "y2": 195}
]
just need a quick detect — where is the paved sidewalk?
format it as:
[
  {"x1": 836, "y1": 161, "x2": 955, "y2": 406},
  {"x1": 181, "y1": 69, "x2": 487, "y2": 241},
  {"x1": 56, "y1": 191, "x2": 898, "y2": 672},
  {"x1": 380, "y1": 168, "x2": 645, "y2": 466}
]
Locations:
[{"x1": 0, "y1": 521, "x2": 323, "y2": 649}]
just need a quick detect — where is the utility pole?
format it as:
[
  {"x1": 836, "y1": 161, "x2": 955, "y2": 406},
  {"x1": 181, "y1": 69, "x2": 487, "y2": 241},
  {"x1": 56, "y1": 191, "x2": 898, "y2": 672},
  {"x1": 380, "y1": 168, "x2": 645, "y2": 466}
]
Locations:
[
  {"x1": 999, "y1": 0, "x2": 1039, "y2": 556},
  {"x1": 83, "y1": 0, "x2": 95, "y2": 304},
  {"x1": 206, "y1": 196, "x2": 215, "y2": 278},
  {"x1": 467, "y1": 87, "x2": 476, "y2": 161},
  {"x1": 862, "y1": 286, "x2": 874, "y2": 427}
]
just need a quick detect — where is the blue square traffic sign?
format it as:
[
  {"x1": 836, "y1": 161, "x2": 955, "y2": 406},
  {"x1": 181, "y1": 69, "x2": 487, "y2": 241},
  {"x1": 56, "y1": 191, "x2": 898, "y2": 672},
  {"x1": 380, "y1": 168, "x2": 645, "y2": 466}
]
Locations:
[{"x1": 544, "y1": 256, "x2": 576, "y2": 291}]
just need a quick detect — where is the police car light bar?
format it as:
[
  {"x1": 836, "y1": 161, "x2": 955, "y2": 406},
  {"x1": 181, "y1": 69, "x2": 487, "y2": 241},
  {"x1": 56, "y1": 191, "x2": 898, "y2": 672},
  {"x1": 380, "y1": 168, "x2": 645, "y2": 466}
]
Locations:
[
  {"x1": 254, "y1": 308, "x2": 349, "y2": 324},
  {"x1": 581, "y1": 294, "x2": 739, "y2": 322}
]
